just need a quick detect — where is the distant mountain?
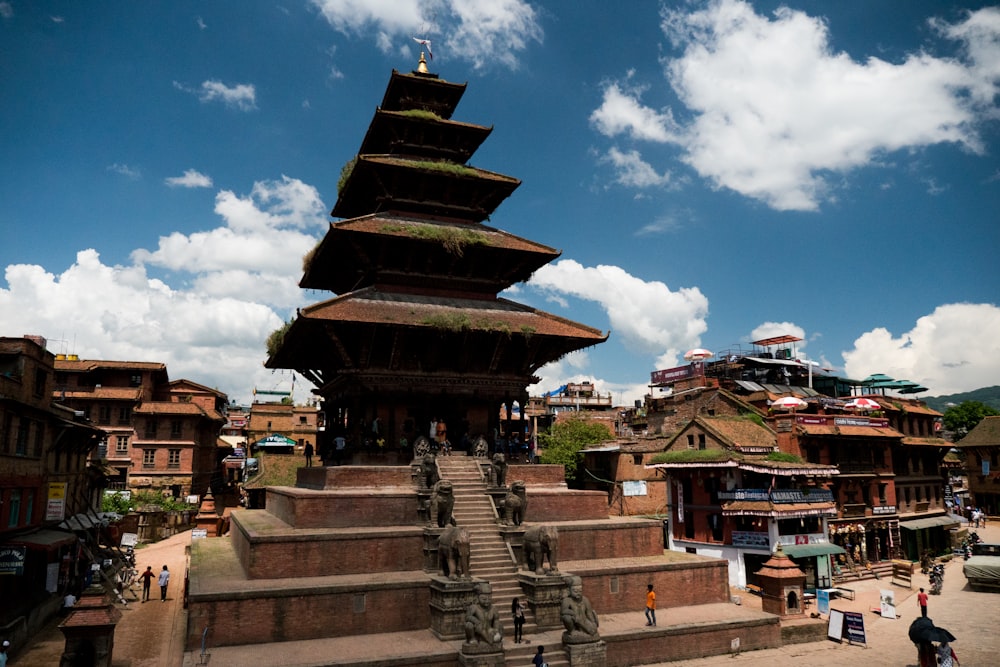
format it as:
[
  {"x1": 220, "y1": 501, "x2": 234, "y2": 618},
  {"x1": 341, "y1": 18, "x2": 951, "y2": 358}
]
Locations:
[{"x1": 923, "y1": 386, "x2": 1000, "y2": 413}]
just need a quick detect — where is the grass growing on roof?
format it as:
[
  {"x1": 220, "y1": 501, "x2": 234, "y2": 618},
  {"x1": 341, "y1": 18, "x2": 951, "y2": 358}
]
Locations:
[
  {"x1": 266, "y1": 319, "x2": 294, "y2": 358},
  {"x1": 764, "y1": 451, "x2": 804, "y2": 463},
  {"x1": 380, "y1": 221, "x2": 487, "y2": 256},
  {"x1": 651, "y1": 449, "x2": 739, "y2": 464},
  {"x1": 396, "y1": 109, "x2": 442, "y2": 121},
  {"x1": 421, "y1": 313, "x2": 514, "y2": 335}
]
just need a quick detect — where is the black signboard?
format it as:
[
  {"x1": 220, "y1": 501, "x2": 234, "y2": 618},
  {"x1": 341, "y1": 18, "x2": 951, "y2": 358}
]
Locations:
[
  {"x1": 844, "y1": 610, "x2": 866, "y2": 645},
  {"x1": 0, "y1": 545, "x2": 26, "y2": 576}
]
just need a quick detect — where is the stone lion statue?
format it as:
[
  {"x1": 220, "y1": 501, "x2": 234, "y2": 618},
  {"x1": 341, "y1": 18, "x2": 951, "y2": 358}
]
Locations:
[
  {"x1": 501, "y1": 480, "x2": 527, "y2": 526},
  {"x1": 430, "y1": 480, "x2": 456, "y2": 528},
  {"x1": 437, "y1": 524, "x2": 471, "y2": 580},
  {"x1": 522, "y1": 525, "x2": 559, "y2": 575},
  {"x1": 420, "y1": 452, "x2": 440, "y2": 489},
  {"x1": 491, "y1": 452, "x2": 507, "y2": 488}
]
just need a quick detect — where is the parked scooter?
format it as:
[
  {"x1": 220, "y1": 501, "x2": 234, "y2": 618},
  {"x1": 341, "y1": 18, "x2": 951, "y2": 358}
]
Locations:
[{"x1": 929, "y1": 563, "x2": 945, "y2": 594}]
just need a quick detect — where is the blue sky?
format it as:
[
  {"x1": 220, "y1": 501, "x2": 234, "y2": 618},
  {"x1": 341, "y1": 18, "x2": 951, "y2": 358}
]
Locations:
[{"x1": 2, "y1": 0, "x2": 999, "y2": 406}]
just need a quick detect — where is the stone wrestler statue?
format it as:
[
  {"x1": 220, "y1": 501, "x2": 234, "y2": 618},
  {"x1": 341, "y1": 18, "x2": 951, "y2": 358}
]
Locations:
[
  {"x1": 464, "y1": 582, "x2": 504, "y2": 649},
  {"x1": 561, "y1": 575, "x2": 600, "y2": 643}
]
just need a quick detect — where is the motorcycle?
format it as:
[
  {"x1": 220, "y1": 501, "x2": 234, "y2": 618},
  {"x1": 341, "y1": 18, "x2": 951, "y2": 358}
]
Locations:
[{"x1": 929, "y1": 564, "x2": 945, "y2": 594}]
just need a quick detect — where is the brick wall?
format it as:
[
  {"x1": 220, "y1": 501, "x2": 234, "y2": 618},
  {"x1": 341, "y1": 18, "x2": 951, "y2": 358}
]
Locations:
[
  {"x1": 569, "y1": 560, "x2": 731, "y2": 613},
  {"x1": 558, "y1": 521, "x2": 664, "y2": 560},
  {"x1": 296, "y1": 465, "x2": 414, "y2": 490},
  {"x1": 507, "y1": 464, "x2": 567, "y2": 486},
  {"x1": 529, "y1": 489, "x2": 610, "y2": 521},
  {"x1": 604, "y1": 617, "x2": 781, "y2": 665},
  {"x1": 266, "y1": 487, "x2": 419, "y2": 528},
  {"x1": 186, "y1": 579, "x2": 431, "y2": 649}
]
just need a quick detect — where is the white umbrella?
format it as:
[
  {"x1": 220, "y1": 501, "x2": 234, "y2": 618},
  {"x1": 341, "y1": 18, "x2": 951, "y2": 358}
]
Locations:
[
  {"x1": 684, "y1": 348, "x2": 714, "y2": 362},
  {"x1": 772, "y1": 396, "x2": 807, "y2": 411},
  {"x1": 845, "y1": 398, "x2": 880, "y2": 411}
]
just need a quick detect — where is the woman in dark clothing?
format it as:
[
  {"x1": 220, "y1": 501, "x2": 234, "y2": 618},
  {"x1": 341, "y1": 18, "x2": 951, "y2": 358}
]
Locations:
[{"x1": 512, "y1": 597, "x2": 526, "y2": 643}]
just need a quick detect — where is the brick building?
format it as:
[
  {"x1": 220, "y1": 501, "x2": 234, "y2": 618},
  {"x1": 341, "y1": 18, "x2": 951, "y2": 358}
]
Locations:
[
  {"x1": 953, "y1": 415, "x2": 1000, "y2": 516},
  {"x1": 1, "y1": 335, "x2": 104, "y2": 643},
  {"x1": 247, "y1": 402, "x2": 319, "y2": 455}
]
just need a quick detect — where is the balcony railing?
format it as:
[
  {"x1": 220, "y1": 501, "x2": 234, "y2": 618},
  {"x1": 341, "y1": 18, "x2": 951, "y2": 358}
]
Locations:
[{"x1": 842, "y1": 503, "x2": 868, "y2": 518}]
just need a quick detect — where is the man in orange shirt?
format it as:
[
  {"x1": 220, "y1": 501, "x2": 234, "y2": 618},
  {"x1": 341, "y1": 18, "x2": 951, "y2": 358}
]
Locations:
[
  {"x1": 917, "y1": 587, "x2": 928, "y2": 617},
  {"x1": 645, "y1": 584, "x2": 656, "y2": 626}
]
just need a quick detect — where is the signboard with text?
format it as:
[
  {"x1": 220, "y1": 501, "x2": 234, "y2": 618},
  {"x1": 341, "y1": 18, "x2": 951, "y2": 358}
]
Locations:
[
  {"x1": 732, "y1": 531, "x2": 770, "y2": 548},
  {"x1": 0, "y1": 546, "x2": 26, "y2": 576},
  {"x1": 45, "y1": 482, "x2": 67, "y2": 521}
]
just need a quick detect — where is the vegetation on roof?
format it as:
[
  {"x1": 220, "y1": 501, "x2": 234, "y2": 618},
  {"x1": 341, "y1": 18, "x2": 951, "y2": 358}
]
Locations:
[
  {"x1": 380, "y1": 222, "x2": 487, "y2": 257},
  {"x1": 651, "y1": 449, "x2": 738, "y2": 464},
  {"x1": 738, "y1": 410, "x2": 765, "y2": 426},
  {"x1": 266, "y1": 319, "x2": 294, "y2": 358},
  {"x1": 396, "y1": 109, "x2": 442, "y2": 121},
  {"x1": 407, "y1": 159, "x2": 479, "y2": 178},
  {"x1": 337, "y1": 157, "x2": 357, "y2": 194},
  {"x1": 302, "y1": 242, "x2": 320, "y2": 274},
  {"x1": 420, "y1": 313, "x2": 516, "y2": 335},
  {"x1": 244, "y1": 451, "x2": 301, "y2": 488},
  {"x1": 764, "y1": 451, "x2": 804, "y2": 463}
]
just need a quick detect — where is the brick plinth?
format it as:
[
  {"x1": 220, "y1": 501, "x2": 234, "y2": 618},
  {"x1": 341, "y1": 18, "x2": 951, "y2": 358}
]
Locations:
[
  {"x1": 603, "y1": 616, "x2": 781, "y2": 665},
  {"x1": 266, "y1": 486, "x2": 419, "y2": 528},
  {"x1": 296, "y1": 465, "x2": 415, "y2": 489},
  {"x1": 428, "y1": 575, "x2": 478, "y2": 639},
  {"x1": 566, "y1": 639, "x2": 607, "y2": 667},
  {"x1": 517, "y1": 572, "x2": 567, "y2": 629},
  {"x1": 458, "y1": 649, "x2": 506, "y2": 667},
  {"x1": 567, "y1": 558, "x2": 731, "y2": 614}
]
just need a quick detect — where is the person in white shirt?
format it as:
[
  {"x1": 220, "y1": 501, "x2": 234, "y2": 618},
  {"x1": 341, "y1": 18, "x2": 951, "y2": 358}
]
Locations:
[{"x1": 157, "y1": 565, "x2": 170, "y2": 602}]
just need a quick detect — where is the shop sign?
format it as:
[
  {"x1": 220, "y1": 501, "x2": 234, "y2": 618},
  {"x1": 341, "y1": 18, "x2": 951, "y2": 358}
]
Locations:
[
  {"x1": 0, "y1": 546, "x2": 26, "y2": 576},
  {"x1": 776, "y1": 533, "x2": 825, "y2": 546},
  {"x1": 45, "y1": 482, "x2": 67, "y2": 521},
  {"x1": 844, "y1": 611, "x2": 866, "y2": 644},
  {"x1": 732, "y1": 531, "x2": 770, "y2": 548},
  {"x1": 872, "y1": 505, "x2": 896, "y2": 515},
  {"x1": 650, "y1": 365, "x2": 696, "y2": 384},
  {"x1": 622, "y1": 480, "x2": 647, "y2": 497},
  {"x1": 676, "y1": 480, "x2": 684, "y2": 523}
]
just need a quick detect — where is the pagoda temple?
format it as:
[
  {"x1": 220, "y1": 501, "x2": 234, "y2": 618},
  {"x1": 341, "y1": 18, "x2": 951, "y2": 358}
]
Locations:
[{"x1": 266, "y1": 54, "x2": 608, "y2": 449}]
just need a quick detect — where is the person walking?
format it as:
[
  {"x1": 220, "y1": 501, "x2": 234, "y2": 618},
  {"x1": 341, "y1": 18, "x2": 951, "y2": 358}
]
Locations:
[
  {"x1": 304, "y1": 442, "x2": 314, "y2": 467},
  {"x1": 917, "y1": 587, "x2": 928, "y2": 617},
  {"x1": 157, "y1": 565, "x2": 170, "y2": 602},
  {"x1": 139, "y1": 565, "x2": 155, "y2": 602},
  {"x1": 512, "y1": 597, "x2": 526, "y2": 643},
  {"x1": 645, "y1": 583, "x2": 656, "y2": 626},
  {"x1": 532, "y1": 645, "x2": 546, "y2": 667},
  {"x1": 938, "y1": 641, "x2": 960, "y2": 667},
  {"x1": 1, "y1": 639, "x2": 9, "y2": 667}
]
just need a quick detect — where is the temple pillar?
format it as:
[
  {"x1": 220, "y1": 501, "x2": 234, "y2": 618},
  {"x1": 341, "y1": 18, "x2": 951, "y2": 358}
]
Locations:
[{"x1": 428, "y1": 575, "x2": 478, "y2": 640}]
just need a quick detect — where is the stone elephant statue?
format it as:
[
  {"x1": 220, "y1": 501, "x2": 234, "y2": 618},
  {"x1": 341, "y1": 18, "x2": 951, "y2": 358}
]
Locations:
[
  {"x1": 501, "y1": 480, "x2": 527, "y2": 526},
  {"x1": 522, "y1": 525, "x2": 559, "y2": 575},
  {"x1": 438, "y1": 524, "x2": 471, "y2": 580},
  {"x1": 431, "y1": 480, "x2": 456, "y2": 528}
]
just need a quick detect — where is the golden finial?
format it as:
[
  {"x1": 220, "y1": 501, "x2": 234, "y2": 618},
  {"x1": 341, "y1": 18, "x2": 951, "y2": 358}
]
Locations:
[{"x1": 417, "y1": 52, "x2": 429, "y2": 74}]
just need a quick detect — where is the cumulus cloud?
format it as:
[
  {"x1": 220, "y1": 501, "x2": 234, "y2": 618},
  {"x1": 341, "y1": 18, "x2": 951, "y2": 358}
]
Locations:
[
  {"x1": 0, "y1": 3, "x2": 13, "y2": 19},
  {"x1": 600, "y1": 147, "x2": 672, "y2": 188},
  {"x1": 842, "y1": 303, "x2": 1000, "y2": 396},
  {"x1": 165, "y1": 169, "x2": 213, "y2": 188},
  {"x1": 526, "y1": 259, "x2": 709, "y2": 371},
  {"x1": 107, "y1": 163, "x2": 141, "y2": 180},
  {"x1": 310, "y1": 0, "x2": 542, "y2": 69},
  {"x1": 591, "y1": 0, "x2": 997, "y2": 210},
  {"x1": 174, "y1": 80, "x2": 257, "y2": 111}
]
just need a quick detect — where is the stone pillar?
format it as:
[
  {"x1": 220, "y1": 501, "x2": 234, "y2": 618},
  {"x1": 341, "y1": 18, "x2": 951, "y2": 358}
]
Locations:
[
  {"x1": 517, "y1": 571, "x2": 566, "y2": 630},
  {"x1": 428, "y1": 575, "x2": 478, "y2": 639},
  {"x1": 423, "y1": 526, "x2": 446, "y2": 572},
  {"x1": 566, "y1": 639, "x2": 608, "y2": 667}
]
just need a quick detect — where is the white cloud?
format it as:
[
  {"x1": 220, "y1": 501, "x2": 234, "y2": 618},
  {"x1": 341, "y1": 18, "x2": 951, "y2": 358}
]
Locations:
[
  {"x1": 591, "y1": 0, "x2": 995, "y2": 211},
  {"x1": 842, "y1": 303, "x2": 1000, "y2": 396},
  {"x1": 165, "y1": 169, "x2": 213, "y2": 188},
  {"x1": 600, "y1": 147, "x2": 671, "y2": 188},
  {"x1": 196, "y1": 16, "x2": 207, "y2": 30},
  {"x1": 175, "y1": 80, "x2": 257, "y2": 111},
  {"x1": 0, "y1": 3, "x2": 13, "y2": 19},
  {"x1": 310, "y1": 0, "x2": 542, "y2": 70},
  {"x1": 0, "y1": 251, "x2": 286, "y2": 404},
  {"x1": 107, "y1": 163, "x2": 141, "y2": 180},
  {"x1": 527, "y1": 259, "x2": 709, "y2": 367}
]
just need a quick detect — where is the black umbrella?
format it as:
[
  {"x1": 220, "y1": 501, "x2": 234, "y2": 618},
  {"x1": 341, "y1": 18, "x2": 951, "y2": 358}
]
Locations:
[{"x1": 908, "y1": 617, "x2": 956, "y2": 644}]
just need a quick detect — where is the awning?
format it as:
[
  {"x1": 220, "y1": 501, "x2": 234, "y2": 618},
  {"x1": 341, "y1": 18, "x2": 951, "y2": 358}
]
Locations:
[
  {"x1": 781, "y1": 543, "x2": 847, "y2": 558},
  {"x1": 900, "y1": 515, "x2": 962, "y2": 531},
  {"x1": 9, "y1": 529, "x2": 77, "y2": 550}
]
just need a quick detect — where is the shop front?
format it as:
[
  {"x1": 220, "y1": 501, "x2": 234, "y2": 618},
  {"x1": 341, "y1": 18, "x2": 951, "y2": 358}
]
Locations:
[
  {"x1": 830, "y1": 517, "x2": 898, "y2": 571},
  {"x1": 899, "y1": 513, "x2": 963, "y2": 561}
]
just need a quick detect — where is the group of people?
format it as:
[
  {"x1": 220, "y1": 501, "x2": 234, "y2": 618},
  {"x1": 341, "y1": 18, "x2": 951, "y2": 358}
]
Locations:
[
  {"x1": 966, "y1": 506, "x2": 988, "y2": 528},
  {"x1": 138, "y1": 564, "x2": 171, "y2": 602}
]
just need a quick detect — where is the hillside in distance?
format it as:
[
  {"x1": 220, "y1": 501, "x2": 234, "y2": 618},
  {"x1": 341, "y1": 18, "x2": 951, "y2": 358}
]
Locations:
[{"x1": 923, "y1": 385, "x2": 1000, "y2": 413}]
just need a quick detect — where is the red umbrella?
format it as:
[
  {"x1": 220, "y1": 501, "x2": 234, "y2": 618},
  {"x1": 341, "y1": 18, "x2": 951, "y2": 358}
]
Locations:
[
  {"x1": 772, "y1": 396, "x2": 807, "y2": 411},
  {"x1": 684, "y1": 348, "x2": 714, "y2": 362},
  {"x1": 845, "y1": 398, "x2": 881, "y2": 411}
]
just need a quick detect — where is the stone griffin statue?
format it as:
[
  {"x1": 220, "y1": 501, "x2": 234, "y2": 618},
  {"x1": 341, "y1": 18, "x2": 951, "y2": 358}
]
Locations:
[
  {"x1": 522, "y1": 525, "x2": 559, "y2": 575},
  {"x1": 491, "y1": 452, "x2": 507, "y2": 488},
  {"x1": 464, "y1": 582, "x2": 504, "y2": 651},
  {"x1": 560, "y1": 575, "x2": 600, "y2": 643},
  {"x1": 437, "y1": 524, "x2": 471, "y2": 580},
  {"x1": 430, "y1": 480, "x2": 456, "y2": 528},
  {"x1": 501, "y1": 480, "x2": 527, "y2": 526},
  {"x1": 420, "y1": 452, "x2": 440, "y2": 489}
]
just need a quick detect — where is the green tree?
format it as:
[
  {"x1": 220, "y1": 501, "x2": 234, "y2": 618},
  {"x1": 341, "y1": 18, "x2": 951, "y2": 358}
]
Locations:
[
  {"x1": 538, "y1": 416, "x2": 613, "y2": 482},
  {"x1": 944, "y1": 400, "x2": 1000, "y2": 440}
]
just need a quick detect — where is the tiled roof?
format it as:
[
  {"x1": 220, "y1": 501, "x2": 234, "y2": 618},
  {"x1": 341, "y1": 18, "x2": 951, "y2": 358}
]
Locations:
[
  {"x1": 738, "y1": 460, "x2": 839, "y2": 476},
  {"x1": 875, "y1": 400, "x2": 942, "y2": 416},
  {"x1": 59, "y1": 387, "x2": 142, "y2": 400},
  {"x1": 955, "y1": 415, "x2": 1000, "y2": 447},
  {"x1": 134, "y1": 402, "x2": 224, "y2": 421},
  {"x1": 54, "y1": 359, "x2": 166, "y2": 372},
  {"x1": 702, "y1": 416, "x2": 776, "y2": 451},
  {"x1": 298, "y1": 288, "x2": 607, "y2": 340},
  {"x1": 900, "y1": 436, "x2": 952, "y2": 448},
  {"x1": 796, "y1": 424, "x2": 903, "y2": 438},
  {"x1": 328, "y1": 214, "x2": 561, "y2": 253},
  {"x1": 722, "y1": 500, "x2": 837, "y2": 516}
]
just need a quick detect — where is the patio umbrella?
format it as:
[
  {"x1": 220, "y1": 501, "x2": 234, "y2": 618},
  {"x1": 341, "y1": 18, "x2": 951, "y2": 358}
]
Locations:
[
  {"x1": 899, "y1": 385, "x2": 929, "y2": 395},
  {"x1": 862, "y1": 373, "x2": 894, "y2": 385},
  {"x1": 772, "y1": 396, "x2": 807, "y2": 411},
  {"x1": 684, "y1": 348, "x2": 714, "y2": 362},
  {"x1": 845, "y1": 398, "x2": 881, "y2": 411}
]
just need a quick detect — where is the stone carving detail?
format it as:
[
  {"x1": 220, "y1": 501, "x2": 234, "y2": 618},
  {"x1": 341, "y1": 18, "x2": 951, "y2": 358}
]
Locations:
[
  {"x1": 522, "y1": 525, "x2": 559, "y2": 575},
  {"x1": 560, "y1": 575, "x2": 600, "y2": 643},
  {"x1": 420, "y1": 452, "x2": 440, "y2": 489},
  {"x1": 491, "y1": 453, "x2": 507, "y2": 488},
  {"x1": 472, "y1": 435, "x2": 489, "y2": 458},
  {"x1": 430, "y1": 480, "x2": 456, "y2": 528},
  {"x1": 464, "y1": 582, "x2": 504, "y2": 651},
  {"x1": 501, "y1": 480, "x2": 527, "y2": 526},
  {"x1": 437, "y1": 524, "x2": 471, "y2": 580},
  {"x1": 414, "y1": 436, "x2": 432, "y2": 459}
]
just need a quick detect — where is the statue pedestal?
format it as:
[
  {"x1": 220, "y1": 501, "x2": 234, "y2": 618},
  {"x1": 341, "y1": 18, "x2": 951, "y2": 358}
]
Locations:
[
  {"x1": 517, "y1": 572, "x2": 566, "y2": 630},
  {"x1": 428, "y1": 575, "x2": 477, "y2": 640},
  {"x1": 565, "y1": 639, "x2": 607, "y2": 667},
  {"x1": 58, "y1": 595, "x2": 122, "y2": 667},
  {"x1": 458, "y1": 643, "x2": 506, "y2": 667},
  {"x1": 422, "y1": 526, "x2": 445, "y2": 572}
]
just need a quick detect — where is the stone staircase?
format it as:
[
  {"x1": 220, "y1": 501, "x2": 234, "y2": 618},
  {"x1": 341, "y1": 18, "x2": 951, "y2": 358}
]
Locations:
[
  {"x1": 436, "y1": 455, "x2": 569, "y2": 667},
  {"x1": 833, "y1": 559, "x2": 894, "y2": 584}
]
